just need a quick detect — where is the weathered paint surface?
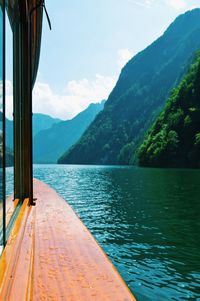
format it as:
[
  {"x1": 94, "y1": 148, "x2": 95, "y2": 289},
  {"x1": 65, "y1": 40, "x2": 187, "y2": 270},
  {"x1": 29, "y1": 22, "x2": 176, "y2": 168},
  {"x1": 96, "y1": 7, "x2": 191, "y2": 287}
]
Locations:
[{"x1": 0, "y1": 179, "x2": 136, "y2": 301}]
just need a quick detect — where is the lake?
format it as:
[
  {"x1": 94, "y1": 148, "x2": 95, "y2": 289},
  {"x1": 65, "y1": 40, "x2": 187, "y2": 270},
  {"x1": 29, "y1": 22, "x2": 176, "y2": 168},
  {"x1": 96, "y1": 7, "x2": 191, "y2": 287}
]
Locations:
[{"x1": 6, "y1": 164, "x2": 200, "y2": 300}]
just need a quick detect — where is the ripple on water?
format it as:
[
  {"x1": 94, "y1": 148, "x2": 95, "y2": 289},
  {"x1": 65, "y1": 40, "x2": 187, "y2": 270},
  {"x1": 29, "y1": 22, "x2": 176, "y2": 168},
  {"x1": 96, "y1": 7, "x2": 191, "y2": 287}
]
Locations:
[{"x1": 32, "y1": 165, "x2": 200, "y2": 300}]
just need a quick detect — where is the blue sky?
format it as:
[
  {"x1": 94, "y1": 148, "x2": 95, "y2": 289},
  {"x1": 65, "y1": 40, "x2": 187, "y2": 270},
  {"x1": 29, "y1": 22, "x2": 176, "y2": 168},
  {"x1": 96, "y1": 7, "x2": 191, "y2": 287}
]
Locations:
[{"x1": 6, "y1": 0, "x2": 200, "y2": 119}]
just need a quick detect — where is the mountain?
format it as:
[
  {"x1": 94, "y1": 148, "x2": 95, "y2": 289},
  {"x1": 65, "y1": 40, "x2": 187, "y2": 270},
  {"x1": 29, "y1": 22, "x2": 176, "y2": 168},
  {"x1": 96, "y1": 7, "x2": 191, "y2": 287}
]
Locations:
[
  {"x1": 59, "y1": 9, "x2": 200, "y2": 165},
  {"x1": 0, "y1": 113, "x2": 61, "y2": 150},
  {"x1": 0, "y1": 113, "x2": 13, "y2": 166},
  {"x1": 34, "y1": 101, "x2": 105, "y2": 163},
  {"x1": 0, "y1": 113, "x2": 60, "y2": 167},
  {"x1": 0, "y1": 132, "x2": 13, "y2": 167},
  {"x1": 138, "y1": 52, "x2": 200, "y2": 168},
  {"x1": 0, "y1": 112, "x2": 13, "y2": 150},
  {"x1": 5, "y1": 118, "x2": 13, "y2": 150},
  {"x1": 33, "y1": 113, "x2": 61, "y2": 137},
  {"x1": 0, "y1": 146, "x2": 13, "y2": 167}
]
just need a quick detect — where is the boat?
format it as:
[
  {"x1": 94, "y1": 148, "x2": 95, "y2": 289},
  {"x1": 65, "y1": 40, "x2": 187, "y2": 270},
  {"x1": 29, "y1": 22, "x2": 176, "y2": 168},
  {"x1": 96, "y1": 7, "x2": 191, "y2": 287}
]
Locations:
[{"x1": 0, "y1": 1, "x2": 136, "y2": 300}]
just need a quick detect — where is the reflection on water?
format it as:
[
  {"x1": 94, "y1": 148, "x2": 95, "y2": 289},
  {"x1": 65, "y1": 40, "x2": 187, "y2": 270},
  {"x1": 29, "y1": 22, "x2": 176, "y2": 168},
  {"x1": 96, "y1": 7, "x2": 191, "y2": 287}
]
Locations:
[
  {"x1": 5, "y1": 167, "x2": 14, "y2": 197},
  {"x1": 0, "y1": 167, "x2": 14, "y2": 246},
  {"x1": 34, "y1": 165, "x2": 199, "y2": 300}
]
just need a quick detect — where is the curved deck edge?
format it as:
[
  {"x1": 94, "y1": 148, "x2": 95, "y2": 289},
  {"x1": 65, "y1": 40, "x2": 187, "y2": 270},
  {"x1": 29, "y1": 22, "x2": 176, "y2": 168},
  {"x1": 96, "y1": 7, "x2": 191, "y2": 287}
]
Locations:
[{"x1": 0, "y1": 179, "x2": 136, "y2": 301}]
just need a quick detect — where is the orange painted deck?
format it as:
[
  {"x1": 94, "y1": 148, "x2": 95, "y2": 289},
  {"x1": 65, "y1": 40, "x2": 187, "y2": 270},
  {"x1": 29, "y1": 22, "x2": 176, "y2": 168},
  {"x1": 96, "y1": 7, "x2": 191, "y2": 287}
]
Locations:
[
  {"x1": 0, "y1": 179, "x2": 136, "y2": 301},
  {"x1": 6, "y1": 196, "x2": 20, "y2": 227}
]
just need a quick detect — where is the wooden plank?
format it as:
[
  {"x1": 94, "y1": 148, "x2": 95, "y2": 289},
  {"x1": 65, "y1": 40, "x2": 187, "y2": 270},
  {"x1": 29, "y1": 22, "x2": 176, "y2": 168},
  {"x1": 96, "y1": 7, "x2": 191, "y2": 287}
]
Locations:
[
  {"x1": 0, "y1": 199, "x2": 34, "y2": 300},
  {"x1": 0, "y1": 179, "x2": 136, "y2": 301}
]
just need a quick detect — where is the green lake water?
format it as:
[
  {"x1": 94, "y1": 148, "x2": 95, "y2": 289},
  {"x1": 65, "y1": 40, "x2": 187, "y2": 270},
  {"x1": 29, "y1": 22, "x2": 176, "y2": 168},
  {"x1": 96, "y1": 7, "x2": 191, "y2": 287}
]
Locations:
[{"x1": 9, "y1": 164, "x2": 200, "y2": 300}]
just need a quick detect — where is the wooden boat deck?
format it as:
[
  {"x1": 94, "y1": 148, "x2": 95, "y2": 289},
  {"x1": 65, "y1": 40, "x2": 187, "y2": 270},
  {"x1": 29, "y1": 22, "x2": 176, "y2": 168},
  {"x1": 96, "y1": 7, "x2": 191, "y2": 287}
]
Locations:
[{"x1": 0, "y1": 179, "x2": 136, "y2": 301}]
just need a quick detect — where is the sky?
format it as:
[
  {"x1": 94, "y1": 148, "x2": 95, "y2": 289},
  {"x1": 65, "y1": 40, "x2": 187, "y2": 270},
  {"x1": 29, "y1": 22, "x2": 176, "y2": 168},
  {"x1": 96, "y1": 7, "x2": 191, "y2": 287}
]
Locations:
[{"x1": 6, "y1": 0, "x2": 200, "y2": 120}]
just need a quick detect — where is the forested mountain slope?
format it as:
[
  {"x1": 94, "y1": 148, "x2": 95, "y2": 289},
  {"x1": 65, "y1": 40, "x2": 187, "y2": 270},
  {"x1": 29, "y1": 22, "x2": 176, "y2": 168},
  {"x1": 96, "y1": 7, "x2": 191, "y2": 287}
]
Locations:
[
  {"x1": 59, "y1": 9, "x2": 200, "y2": 165},
  {"x1": 138, "y1": 52, "x2": 200, "y2": 168}
]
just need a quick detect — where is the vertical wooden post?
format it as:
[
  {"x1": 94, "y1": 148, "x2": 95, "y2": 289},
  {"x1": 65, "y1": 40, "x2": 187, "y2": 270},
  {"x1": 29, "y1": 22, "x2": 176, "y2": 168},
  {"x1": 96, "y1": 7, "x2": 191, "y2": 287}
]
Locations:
[
  {"x1": 13, "y1": 19, "x2": 22, "y2": 200},
  {"x1": 14, "y1": 1, "x2": 33, "y2": 203}
]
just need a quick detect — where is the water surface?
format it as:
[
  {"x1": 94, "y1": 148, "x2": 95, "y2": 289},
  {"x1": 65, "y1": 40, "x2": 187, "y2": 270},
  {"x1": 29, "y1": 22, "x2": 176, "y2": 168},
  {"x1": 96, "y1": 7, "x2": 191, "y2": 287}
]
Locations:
[{"x1": 31, "y1": 164, "x2": 200, "y2": 300}]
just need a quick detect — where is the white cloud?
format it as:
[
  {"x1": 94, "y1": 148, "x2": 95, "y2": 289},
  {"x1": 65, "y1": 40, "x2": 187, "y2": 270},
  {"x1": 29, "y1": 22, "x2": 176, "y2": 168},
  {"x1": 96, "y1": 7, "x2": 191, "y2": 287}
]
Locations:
[
  {"x1": 127, "y1": 0, "x2": 155, "y2": 8},
  {"x1": 117, "y1": 49, "x2": 133, "y2": 69},
  {"x1": 4, "y1": 73, "x2": 117, "y2": 121},
  {"x1": 128, "y1": 0, "x2": 149, "y2": 7},
  {"x1": 166, "y1": 0, "x2": 187, "y2": 10},
  {"x1": 33, "y1": 48, "x2": 133, "y2": 120},
  {"x1": 5, "y1": 81, "x2": 13, "y2": 120},
  {"x1": 3, "y1": 75, "x2": 117, "y2": 121},
  {"x1": 0, "y1": 81, "x2": 13, "y2": 119},
  {"x1": 33, "y1": 74, "x2": 116, "y2": 120},
  {"x1": 127, "y1": 0, "x2": 199, "y2": 10},
  {"x1": 5, "y1": 48, "x2": 134, "y2": 120},
  {"x1": 65, "y1": 75, "x2": 116, "y2": 103},
  {"x1": 164, "y1": 0, "x2": 199, "y2": 10}
]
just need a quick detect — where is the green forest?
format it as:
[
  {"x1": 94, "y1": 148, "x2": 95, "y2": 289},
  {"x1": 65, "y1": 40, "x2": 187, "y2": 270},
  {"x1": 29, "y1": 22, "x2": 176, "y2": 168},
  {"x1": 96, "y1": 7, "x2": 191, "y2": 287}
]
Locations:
[
  {"x1": 138, "y1": 52, "x2": 200, "y2": 168},
  {"x1": 59, "y1": 9, "x2": 200, "y2": 167}
]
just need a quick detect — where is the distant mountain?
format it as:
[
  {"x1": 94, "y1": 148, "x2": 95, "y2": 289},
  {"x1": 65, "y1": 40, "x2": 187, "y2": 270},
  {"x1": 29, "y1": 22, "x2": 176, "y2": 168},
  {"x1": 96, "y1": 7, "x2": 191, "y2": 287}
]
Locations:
[
  {"x1": 0, "y1": 147, "x2": 13, "y2": 167},
  {"x1": 5, "y1": 118, "x2": 13, "y2": 150},
  {"x1": 59, "y1": 9, "x2": 200, "y2": 165},
  {"x1": 0, "y1": 113, "x2": 61, "y2": 150},
  {"x1": 138, "y1": 52, "x2": 200, "y2": 168},
  {"x1": 0, "y1": 112, "x2": 13, "y2": 150},
  {"x1": 34, "y1": 101, "x2": 105, "y2": 163},
  {"x1": 0, "y1": 112, "x2": 60, "y2": 167},
  {"x1": 33, "y1": 113, "x2": 61, "y2": 137},
  {"x1": 0, "y1": 131, "x2": 13, "y2": 167},
  {"x1": 0, "y1": 113, "x2": 13, "y2": 164}
]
